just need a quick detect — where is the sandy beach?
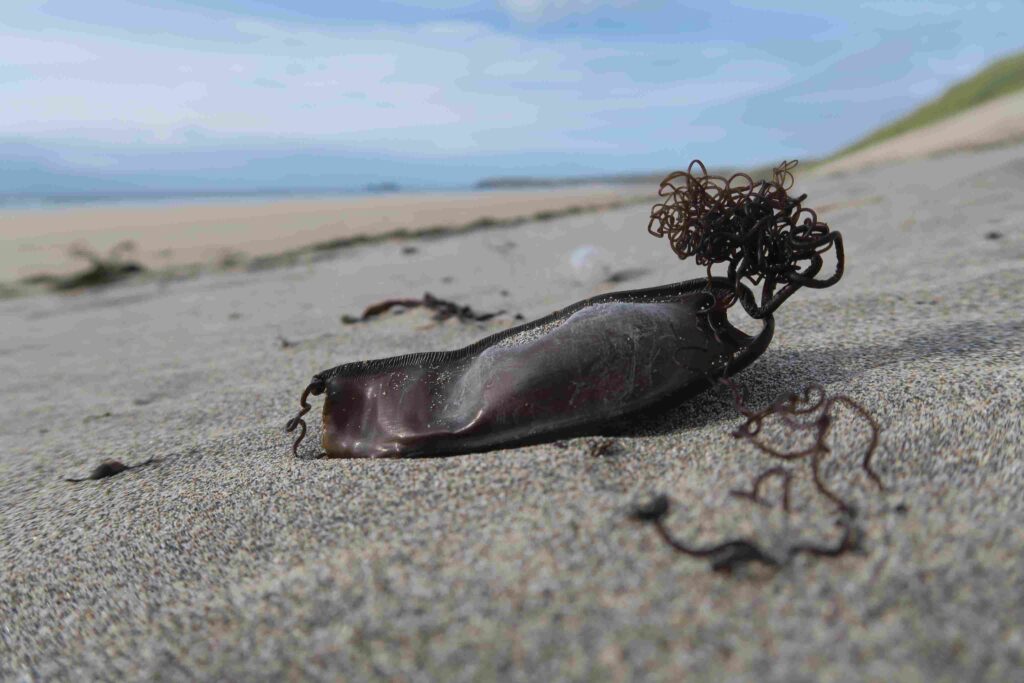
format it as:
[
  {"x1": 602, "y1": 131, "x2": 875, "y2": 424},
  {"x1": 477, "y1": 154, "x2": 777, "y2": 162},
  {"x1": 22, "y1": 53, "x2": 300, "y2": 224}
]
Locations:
[
  {"x1": 0, "y1": 185, "x2": 646, "y2": 283},
  {"x1": 812, "y1": 89, "x2": 1024, "y2": 176},
  {"x1": 2, "y1": 142, "x2": 1023, "y2": 680}
]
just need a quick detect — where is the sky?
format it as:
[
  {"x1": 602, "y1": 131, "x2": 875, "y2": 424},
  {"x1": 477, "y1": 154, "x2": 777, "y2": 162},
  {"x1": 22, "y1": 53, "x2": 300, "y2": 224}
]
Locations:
[{"x1": 1, "y1": 0, "x2": 1021, "y2": 193}]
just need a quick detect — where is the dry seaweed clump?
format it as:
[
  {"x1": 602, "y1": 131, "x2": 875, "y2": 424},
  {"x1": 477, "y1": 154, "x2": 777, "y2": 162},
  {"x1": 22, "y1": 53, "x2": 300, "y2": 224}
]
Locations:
[
  {"x1": 341, "y1": 292, "x2": 510, "y2": 325},
  {"x1": 647, "y1": 160, "x2": 843, "y2": 319},
  {"x1": 21, "y1": 241, "x2": 145, "y2": 292}
]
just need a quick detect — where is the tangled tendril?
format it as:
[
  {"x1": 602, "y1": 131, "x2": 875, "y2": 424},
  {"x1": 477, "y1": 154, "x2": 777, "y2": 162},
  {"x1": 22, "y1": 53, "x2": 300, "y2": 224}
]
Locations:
[{"x1": 647, "y1": 160, "x2": 844, "y2": 319}]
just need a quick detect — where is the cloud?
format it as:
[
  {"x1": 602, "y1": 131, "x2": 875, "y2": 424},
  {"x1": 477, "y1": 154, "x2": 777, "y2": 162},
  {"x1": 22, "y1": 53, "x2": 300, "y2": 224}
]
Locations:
[
  {"x1": 253, "y1": 77, "x2": 286, "y2": 88},
  {"x1": 0, "y1": 10, "x2": 794, "y2": 157},
  {"x1": 497, "y1": 0, "x2": 643, "y2": 23},
  {"x1": 862, "y1": 1, "x2": 963, "y2": 17},
  {"x1": 4, "y1": 0, "x2": 1022, "y2": 178},
  {"x1": 0, "y1": 35, "x2": 95, "y2": 65}
]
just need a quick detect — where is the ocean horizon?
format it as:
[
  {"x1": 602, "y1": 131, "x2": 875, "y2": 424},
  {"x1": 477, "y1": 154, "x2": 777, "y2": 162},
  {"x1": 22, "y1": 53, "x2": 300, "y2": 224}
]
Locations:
[
  {"x1": 0, "y1": 177, "x2": 652, "y2": 212},
  {"x1": 0, "y1": 184, "x2": 468, "y2": 211}
]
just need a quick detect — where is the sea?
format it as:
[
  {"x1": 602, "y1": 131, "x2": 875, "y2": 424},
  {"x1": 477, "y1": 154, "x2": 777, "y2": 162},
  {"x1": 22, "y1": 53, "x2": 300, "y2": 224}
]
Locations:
[{"x1": 0, "y1": 185, "x2": 456, "y2": 211}]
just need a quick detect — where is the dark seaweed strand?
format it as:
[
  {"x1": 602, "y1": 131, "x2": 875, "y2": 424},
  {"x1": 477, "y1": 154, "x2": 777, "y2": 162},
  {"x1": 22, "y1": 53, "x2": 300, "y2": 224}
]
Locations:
[
  {"x1": 729, "y1": 466, "x2": 793, "y2": 512},
  {"x1": 631, "y1": 494, "x2": 857, "y2": 573},
  {"x1": 647, "y1": 160, "x2": 844, "y2": 320},
  {"x1": 342, "y1": 292, "x2": 505, "y2": 325}
]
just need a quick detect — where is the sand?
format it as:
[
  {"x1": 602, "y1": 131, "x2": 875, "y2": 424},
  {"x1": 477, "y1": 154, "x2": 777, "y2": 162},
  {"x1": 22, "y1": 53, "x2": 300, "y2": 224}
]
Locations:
[
  {"x1": 1, "y1": 142, "x2": 1023, "y2": 681},
  {"x1": 813, "y1": 89, "x2": 1024, "y2": 176},
  {"x1": 0, "y1": 184, "x2": 646, "y2": 282}
]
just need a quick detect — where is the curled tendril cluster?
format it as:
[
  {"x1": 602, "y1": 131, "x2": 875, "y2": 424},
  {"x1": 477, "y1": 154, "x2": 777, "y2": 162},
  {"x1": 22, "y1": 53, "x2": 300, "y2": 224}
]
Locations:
[{"x1": 647, "y1": 159, "x2": 844, "y2": 319}]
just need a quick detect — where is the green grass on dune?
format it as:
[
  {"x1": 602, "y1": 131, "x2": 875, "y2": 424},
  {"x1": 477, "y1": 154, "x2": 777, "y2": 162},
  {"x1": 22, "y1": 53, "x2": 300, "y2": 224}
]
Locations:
[{"x1": 826, "y1": 50, "x2": 1024, "y2": 162}]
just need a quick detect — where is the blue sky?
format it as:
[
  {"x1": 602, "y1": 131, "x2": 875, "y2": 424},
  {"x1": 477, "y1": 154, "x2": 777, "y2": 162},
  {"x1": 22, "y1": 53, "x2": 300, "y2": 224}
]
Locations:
[{"x1": 1, "y1": 0, "x2": 1021, "y2": 192}]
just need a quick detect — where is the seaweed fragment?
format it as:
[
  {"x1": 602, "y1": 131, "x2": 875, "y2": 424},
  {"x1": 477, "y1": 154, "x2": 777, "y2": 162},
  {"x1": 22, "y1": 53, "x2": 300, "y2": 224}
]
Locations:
[
  {"x1": 633, "y1": 487, "x2": 861, "y2": 573},
  {"x1": 729, "y1": 466, "x2": 793, "y2": 512},
  {"x1": 22, "y1": 241, "x2": 145, "y2": 292},
  {"x1": 631, "y1": 494, "x2": 781, "y2": 572},
  {"x1": 65, "y1": 457, "x2": 157, "y2": 483},
  {"x1": 341, "y1": 292, "x2": 506, "y2": 325}
]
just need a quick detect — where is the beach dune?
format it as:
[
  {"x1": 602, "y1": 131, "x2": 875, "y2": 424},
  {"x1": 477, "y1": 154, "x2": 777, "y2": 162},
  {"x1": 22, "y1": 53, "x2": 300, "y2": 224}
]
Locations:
[{"x1": 813, "y1": 89, "x2": 1024, "y2": 175}]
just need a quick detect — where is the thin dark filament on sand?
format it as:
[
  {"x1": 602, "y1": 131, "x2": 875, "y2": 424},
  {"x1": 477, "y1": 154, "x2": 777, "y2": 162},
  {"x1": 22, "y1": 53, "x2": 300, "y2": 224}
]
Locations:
[{"x1": 729, "y1": 466, "x2": 793, "y2": 512}]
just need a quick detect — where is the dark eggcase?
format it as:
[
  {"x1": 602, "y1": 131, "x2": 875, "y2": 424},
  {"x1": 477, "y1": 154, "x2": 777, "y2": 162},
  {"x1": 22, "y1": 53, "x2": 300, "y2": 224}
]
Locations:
[{"x1": 302, "y1": 277, "x2": 773, "y2": 458}]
